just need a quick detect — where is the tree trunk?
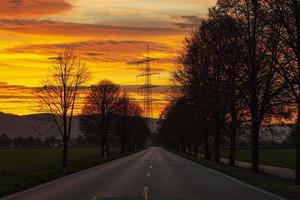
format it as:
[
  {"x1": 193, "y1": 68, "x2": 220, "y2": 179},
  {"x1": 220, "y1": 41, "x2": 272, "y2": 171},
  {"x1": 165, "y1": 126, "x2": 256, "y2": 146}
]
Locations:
[
  {"x1": 121, "y1": 140, "x2": 126, "y2": 154},
  {"x1": 295, "y1": 7, "x2": 300, "y2": 184},
  {"x1": 194, "y1": 139, "x2": 199, "y2": 157},
  {"x1": 204, "y1": 136, "x2": 210, "y2": 160},
  {"x1": 251, "y1": 120, "x2": 260, "y2": 172},
  {"x1": 229, "y1": 112, "x2": 238, "y2": 167},
  {"x1": 104, "y1": 137, "x2": 110, "y2": 157},
  {"x1": 295, "y1": 103, "x2": 300, "y2": 184},
  {"x1": 214, "y1": 126, "x2": 221, "y2": 162},
  {"x1": 181, "y1": 138, "x2": 185, "y2": 153},
  {"x1": 62, "y1": 138, "x2": 68, "y2": 167},
  {"x1": 101, "y1": 138, "x2": 105, "y2": 159},
  {"x1": 187, "y1": 139, "x2": 192, "y2": 155},
  {"x1": 62, "y1": 112, "x2": 68, "y2": 167}
]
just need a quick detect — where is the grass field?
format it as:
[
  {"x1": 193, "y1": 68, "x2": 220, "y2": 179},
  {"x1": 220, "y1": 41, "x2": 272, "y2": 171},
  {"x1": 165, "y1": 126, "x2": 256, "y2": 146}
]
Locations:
[
  {"x1": 0, "y1": 145, "x2": 123, "y2": 197},
  {"x1": 174, "y1": 151, "x2": 300, "y2": 200},
  {"x1": 220, "y1": 149, "x2": 296, "y2": 169}
]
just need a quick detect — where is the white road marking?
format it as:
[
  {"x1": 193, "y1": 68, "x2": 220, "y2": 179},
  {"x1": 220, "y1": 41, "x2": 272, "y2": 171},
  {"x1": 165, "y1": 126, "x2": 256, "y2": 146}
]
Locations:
[
  {"x1": 149, "y1": 165, "x2": 152, "y2": 169},
  {"x1": 142, "y1": 186, "x2": 149, "y2": 200},
  {"x1": 147, "y1": 171, "x2": 151, "y2": 177},
  {"x1": 92, "y1": 196, "x2": 98, "y2": 200}
]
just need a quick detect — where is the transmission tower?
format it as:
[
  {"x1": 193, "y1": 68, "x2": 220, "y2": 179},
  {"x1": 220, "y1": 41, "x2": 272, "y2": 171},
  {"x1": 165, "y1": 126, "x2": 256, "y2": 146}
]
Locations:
[{"x1": 133, "y1": 46, "x2": 160, "y2": 130}]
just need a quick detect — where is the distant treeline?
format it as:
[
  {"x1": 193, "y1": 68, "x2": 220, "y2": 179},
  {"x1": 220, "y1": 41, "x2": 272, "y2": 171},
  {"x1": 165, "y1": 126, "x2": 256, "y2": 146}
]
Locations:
[{"x1": 0, "y1": 134, "x2": 60, "y2": 147}]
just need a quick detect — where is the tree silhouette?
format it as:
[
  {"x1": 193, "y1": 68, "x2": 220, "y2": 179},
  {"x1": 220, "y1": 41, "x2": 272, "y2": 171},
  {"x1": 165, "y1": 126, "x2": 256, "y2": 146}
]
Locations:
[
  {"x1": 80, "y1": 80, "x2": 120, "y2": 159},
  {"x1": 37, "y1": 48, "x2": 89, "y2": 167},
  {"x1": 261, "y1": 0, "x2": 300, "y2": 185},
  {"x1": 173, "y1": 14, "x2": 246, "y2": 162},
  {"x1": 115, "y1": 92, "x2": 145, "y2": 153},
  {"x1": 217, "y1": 0, "x2": 290, "y2": 172},
  {"x1": 159, "y1": 97, "x2": 201, "y2": 154}
]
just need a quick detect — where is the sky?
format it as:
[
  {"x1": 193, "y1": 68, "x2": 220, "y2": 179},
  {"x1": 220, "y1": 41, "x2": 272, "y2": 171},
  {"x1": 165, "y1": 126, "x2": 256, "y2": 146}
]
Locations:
[{"x1": 0, "y1": 0, "x2": 216, "y2": 117}]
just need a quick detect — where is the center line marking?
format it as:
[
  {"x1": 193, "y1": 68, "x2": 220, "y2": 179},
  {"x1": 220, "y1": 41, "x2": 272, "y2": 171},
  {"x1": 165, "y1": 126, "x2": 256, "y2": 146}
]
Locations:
[
  {"x1": 143, "y1": 186, "x2": 149, "y2": 200},
  {"x1": 147, "y1": 171, "x2": 151, "y2": 177},
  {"x1": 149, "y1": 165, "x2": 152, "y2": 169}
]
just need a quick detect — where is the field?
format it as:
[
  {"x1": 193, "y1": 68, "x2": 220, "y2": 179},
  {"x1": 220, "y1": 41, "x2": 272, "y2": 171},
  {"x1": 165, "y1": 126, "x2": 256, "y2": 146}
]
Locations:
[
  {"x1": 0, "y1": 145, "x2": 122, "y2": 197},
  {"x1": 220, "y1": 149, "x2": 296, "y2": 168}
]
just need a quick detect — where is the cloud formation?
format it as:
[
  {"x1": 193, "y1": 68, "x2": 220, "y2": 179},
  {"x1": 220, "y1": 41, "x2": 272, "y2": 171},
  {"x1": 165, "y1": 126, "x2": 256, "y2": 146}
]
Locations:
[
  {"x1": 4, "y1": 40, "x2": 174, "y2": 63},
  {"x1": 0, "y1": 19, "x2": 186, "y2": 39},
  {"x1": 0, "y1": 0, "x2": 73, "y2": 19},
  {"x1": 0, "y1": 0, "x2": 216, "y2": 117}
]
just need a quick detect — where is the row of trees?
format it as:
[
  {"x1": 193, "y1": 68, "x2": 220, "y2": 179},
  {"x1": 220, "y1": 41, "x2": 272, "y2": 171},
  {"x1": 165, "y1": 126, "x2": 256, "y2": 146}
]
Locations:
[
  {"x1": 38, "y1": 48, "x2": 149, "y2": 167},
  {"x1": 159, "y1": 0, "x2": 300, "y2": 184}
]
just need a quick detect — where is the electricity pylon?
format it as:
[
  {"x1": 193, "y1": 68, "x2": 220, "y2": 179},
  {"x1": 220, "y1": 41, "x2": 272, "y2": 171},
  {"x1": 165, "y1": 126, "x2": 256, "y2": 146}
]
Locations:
[{"x1": 133, "y1": 46, "x2": 160, "y2": 131}]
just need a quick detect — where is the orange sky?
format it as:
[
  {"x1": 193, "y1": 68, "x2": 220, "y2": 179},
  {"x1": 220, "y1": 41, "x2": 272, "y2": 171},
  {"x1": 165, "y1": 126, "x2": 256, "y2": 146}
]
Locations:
[{"x1": 0, "y1": 0, "x2": 216, "y2": 117}]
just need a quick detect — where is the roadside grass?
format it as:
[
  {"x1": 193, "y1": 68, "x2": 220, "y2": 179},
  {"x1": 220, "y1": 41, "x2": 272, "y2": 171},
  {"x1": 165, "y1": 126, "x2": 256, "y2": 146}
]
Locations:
[
  {"x1": 0, "y1": 145, "x2": 134, "y2": 197},
  {"x1": 221, "y1": 149, "x2": 296, "y2": 169},
  {"x1": 173, "y1": 151, "x2": 300, "y2": 200}
]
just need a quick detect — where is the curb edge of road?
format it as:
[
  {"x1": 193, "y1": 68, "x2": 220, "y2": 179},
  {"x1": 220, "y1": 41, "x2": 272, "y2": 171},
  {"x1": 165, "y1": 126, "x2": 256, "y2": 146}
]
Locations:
[
  {"x1": 1, "y1": 148, "x2": 150, "y2": 200},
  {"x1": 166, "y1": 149, "x2": 286, "y2": 200}
]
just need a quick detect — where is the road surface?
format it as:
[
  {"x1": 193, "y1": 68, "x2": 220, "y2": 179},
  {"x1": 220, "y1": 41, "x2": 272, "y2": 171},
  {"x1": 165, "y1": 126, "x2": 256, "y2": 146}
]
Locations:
[{"x1": 2, "y1": 147, "x2": 284, "y2": 200}]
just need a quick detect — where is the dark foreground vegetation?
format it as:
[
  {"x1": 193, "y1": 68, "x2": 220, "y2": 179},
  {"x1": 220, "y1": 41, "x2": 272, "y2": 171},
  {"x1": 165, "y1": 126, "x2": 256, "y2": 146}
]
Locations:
[
  {"x1": 172, "y1": 149, "x2": 300, "y2": 200},
  {"x1": 0, "y1": 145, "x2": 143, "y2": 198}
]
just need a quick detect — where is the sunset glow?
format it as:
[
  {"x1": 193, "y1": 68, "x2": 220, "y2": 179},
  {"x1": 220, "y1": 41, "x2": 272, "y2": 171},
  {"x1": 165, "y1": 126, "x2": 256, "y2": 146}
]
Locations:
[{"x1": 0, "y1": 0, "x2": 216, "y2": 117}]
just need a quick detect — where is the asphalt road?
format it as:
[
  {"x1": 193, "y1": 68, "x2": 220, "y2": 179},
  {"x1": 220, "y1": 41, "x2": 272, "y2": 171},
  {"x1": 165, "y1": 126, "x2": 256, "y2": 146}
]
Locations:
[{"x1": 2, "y1": 147, "x2": 284, "y2": 200}]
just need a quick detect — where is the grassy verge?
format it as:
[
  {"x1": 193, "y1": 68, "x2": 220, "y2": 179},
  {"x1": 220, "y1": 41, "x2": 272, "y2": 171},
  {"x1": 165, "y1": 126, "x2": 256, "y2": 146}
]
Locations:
[
  {"x1": 0, "y1": 145, "x2": 141, "y2": 198},
  {"x1": 171, "y1": 150, "x2": 300, "y2": 200},
  {"x1": 220, "y1": 149, "x2": 296, "y2": 169}
]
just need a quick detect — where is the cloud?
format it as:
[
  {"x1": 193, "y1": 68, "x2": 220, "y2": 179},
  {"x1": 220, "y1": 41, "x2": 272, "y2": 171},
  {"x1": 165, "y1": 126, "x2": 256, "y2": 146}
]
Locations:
[
  {"x1": 172, "y1": 15, "x2": 203, "y2": 29},
  {"x1": 0, "y1": 19, "x2": 187, "y2": 39},
  {"x1": 3, "y1": 39, "x2": 175, "y2": 63},
  {"x1": 0, "y1": 0, "x2": 73, "y2": 19}
]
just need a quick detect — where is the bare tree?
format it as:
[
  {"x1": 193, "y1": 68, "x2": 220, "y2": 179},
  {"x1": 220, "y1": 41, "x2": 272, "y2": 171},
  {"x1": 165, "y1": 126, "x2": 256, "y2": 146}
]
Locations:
[
  {"x1": 81, "y1": 80, "x2": 120, "y2": 159},
  {"x1": 37, "y1": 48, "x2": 89, "y2": 167}
]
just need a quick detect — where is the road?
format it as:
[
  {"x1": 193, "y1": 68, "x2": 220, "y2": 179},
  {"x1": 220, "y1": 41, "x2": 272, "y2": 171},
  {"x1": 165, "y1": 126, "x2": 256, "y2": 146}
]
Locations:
[{"x1": 2, "y1": 147, "x2": 284, "y2": 200}]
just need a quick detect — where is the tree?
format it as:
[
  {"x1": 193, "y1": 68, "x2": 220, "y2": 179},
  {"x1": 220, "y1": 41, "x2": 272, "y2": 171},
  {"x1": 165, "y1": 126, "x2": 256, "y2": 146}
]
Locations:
[
  {"x1": 217, "y1": 0, "x2": 290, "y2": 172},
  {"x1": 173, "y1": 13, "x2": 246, "y2": 162},
  {"x1": 262, "y1": 0, "x2": 300, "y2": 185},
  {"x1": 37, "y1": 48, "x2": 89, "y2": 167},
  {"x1": 0, "y1": 133, "x2": 11, "y2": 146},
  {"x1": 172, "y1": 23, "x2": 213, "y2": 159},
  {"x1": 159, "y1": 97, "x2": 201, "y2": 154},
  {"x1": 115, "y1": 92, "x2": 145, "y2": 153},
  {"x1": 80, "y1": 80, "x2": 120, "y2": 159},
  {"x1": 206, "y1": 11, "x2": 246, "y2": 166}
]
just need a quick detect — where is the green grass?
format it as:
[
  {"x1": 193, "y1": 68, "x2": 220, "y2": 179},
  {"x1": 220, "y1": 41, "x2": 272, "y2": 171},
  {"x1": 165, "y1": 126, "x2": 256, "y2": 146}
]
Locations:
[
  {"x1": 173, "y1": 151, "x2": 300, "y2": 200},
  {"x1": 0, "y1": 145, "x2": 127, "y2": 197},
  {"x1": 221, "y1": 149, "x2": 296, "y2": 169}
]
